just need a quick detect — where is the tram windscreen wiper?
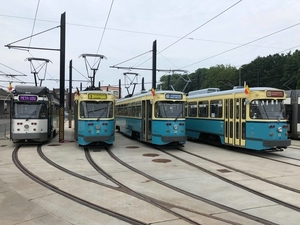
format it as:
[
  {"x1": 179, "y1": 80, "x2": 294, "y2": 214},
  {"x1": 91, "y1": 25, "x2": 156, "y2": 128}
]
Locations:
[
  {"x1": 261, "y1": 104, "x2": 269, "y2": 119},
  {"x1": 25, "y1": 110, "x2": 37, "y2": 121},
  {"x1": 161, "y1": 104, "x2": 168, "y2": 118},
  {"x1": 97, "y1": 107, "x2": 107, "y2": 121},
  {"x1": 174, "y1": 109, "x2": 183, "y2": 122},
  {"x1": 278, "y1": 102, "x2": 284, "y2": 122}
]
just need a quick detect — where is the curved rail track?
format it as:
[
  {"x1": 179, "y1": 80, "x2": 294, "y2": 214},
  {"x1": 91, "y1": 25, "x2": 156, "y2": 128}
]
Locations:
[
  {"x1": 12, "y1": 144, "x2": 146, "y2": 225},
  {"x1": 154, "y1": 146, "x2": 300, "y2": 212},
  {"x1": 105, "y1": 148, "x2": 278, "y2": 225},
  {"x1": 11, "y1": 142, "x2": 291, "y2": 224}
]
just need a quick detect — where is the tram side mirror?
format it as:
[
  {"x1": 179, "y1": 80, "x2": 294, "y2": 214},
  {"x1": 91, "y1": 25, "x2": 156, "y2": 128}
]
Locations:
[{"x1": 4, "y1": 102, "x2": 7, "y2": 111}]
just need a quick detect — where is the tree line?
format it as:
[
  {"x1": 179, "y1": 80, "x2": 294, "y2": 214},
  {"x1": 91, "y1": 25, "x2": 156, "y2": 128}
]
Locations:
[{"x1": 159, "y1": 50, "x2": 300, "y2": 92}]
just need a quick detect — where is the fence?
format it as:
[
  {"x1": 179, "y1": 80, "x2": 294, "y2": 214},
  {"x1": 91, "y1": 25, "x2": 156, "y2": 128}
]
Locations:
[{"x1": 0, "y1": 122, "x2": 10, "y2": 139}]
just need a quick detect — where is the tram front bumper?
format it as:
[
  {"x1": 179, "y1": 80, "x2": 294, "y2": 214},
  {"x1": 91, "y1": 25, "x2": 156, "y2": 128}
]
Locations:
[
  {"x1": 82, "y1": 135, "x2": 112, "y2": 142},
  {"x1": 162, "y1": 135, "x2": 187, "y2": 142},
  {"x1": 263, "y1": 139, "x2": 291, "y2": 147}
]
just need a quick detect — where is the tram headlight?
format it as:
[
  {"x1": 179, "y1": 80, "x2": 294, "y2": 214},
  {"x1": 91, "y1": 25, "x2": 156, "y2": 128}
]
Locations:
[
  {"x1": 96, "y1": 125, "x2": 101, "y2": 130},
  {"x1": 277, "y1": 127, "x2": 283, "y2": 133},
  {"x1": 173, "y1": 125, "x2": 178, "y2": 130}
]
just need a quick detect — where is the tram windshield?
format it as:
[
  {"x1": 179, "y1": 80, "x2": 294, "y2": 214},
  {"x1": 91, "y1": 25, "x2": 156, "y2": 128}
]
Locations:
[
  {"x1": 250, "y1": 99, "x2": 285, "y2": 120},
  {"x1": 154, "y1": 101, "x2": 185, "y2": 119},
  {"x1": 80, "y1": 101, "x2": 113, "y2": 119},
  {"x1": 13, "y1": 103, "x2": 47, "y2": 119}
]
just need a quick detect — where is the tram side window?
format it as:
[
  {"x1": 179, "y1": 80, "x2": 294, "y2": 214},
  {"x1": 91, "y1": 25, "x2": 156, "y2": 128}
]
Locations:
[
  {"x1": 118, "y1": 104, "x2": 123, "y2": 116},
  {"x1": 39, "y1": 104, "x2": 47, "y2": 118},
  {"x1": 235, "y1": 99, "x2": 240, "y2": 119},
  {"x1": 242, "y1": 99, "x2": 246, "y2": 119},
  {"x1": 188, "y1": 102, "x2": 197, "y2": 117},
  {"x1": 250, "y1": 101, "x2": 262, "y2": 119},
  {"x1": 80, "y1": 103, "x2": 85, "y2": 118},
  {"x1": 136, "y1": 102, "x2": 141, "y2": 117},
  {"x1": 128, "y1": 103, "x2": 132, "y2": 116},
  {"x1": 230, "y1": 99, "x2": 233, "y2": 119},
  {"x1": 131, "y1": 103, "x2": 136, "y2": 117},
  {"x1": 210, "y1": 100, "x2": 222, "y2": 118},
  {"x1": 298, "y1": 105, "x2": 300, "y2": 123},
  {"x1": 122, "y1": 104, "x2": 127, "y2": 116},
  {"x1": 198, "y1": 101, "x2": 208, "y2": 117},
  {"x1": 108, "y1": 102, "x2": 113, "y2": 118}
]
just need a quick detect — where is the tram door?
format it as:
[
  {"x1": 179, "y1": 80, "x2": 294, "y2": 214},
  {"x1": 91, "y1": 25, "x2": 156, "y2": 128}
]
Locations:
[
  {"x1": 224, "y1": 98, "x2": 246, "y2": 147},
  {"x1": 142, "y1": 100, "x2": 152, "y2": 142}
]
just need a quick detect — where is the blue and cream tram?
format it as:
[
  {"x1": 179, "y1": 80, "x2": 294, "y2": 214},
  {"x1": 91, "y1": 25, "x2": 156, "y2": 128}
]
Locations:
[
  {"x1": 74, "y1": 89, "x2": 115, "y2": 146},
  {"x1": 116, "y1": 90, "x2": 187, "y2": 146},
  {"x1": 10, "y1": 85, "x2": 59, "y2": 143},
  {"x1": 186, "y1": 87, "x2": 291, "y2": 151}
]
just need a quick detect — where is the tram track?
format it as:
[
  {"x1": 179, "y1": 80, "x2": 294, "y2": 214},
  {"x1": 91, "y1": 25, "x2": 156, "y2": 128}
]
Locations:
[
  {"x1": 85, "y1": 147, "x2": 232, "y2": 225},
  {"x1": 10, "y1": 142, "x2": 286, "y2": 224},
  {"x1": 105, "y1": 147, "x2": 278, "y2": 225},
  {"x1": 12, "y1": 144, "x2": 146, "y2": 225},
  {"x1": 231, "y1": 147, "x2": 300, "y2": 168},
  {"x1": 189, "y1": 139, "x2": 300, "y2": 167},
  {"x1": 36, "y1": 144, "x2": 236, "y2": 224},
  {"x1": 154, "y1": 146, "x2": 300, "y2": 212},
  {"x1": 177, "y1": 147, "x2": 300, "y2": 194}
]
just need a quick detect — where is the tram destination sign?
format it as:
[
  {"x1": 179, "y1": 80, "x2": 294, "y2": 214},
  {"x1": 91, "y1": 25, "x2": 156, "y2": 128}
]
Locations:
[
  {"x1": 266, "y1": 90, "x2": 284, "y2": 97},
  {"x1": 19, "y1": 95, "x2": 38, "y2": 101},
  {"x1": 165, "y1": 93, "x2": 183, "y2": 100},
  {"x1": 88, "y1": 93, "x2": 107, "y2": 99}
]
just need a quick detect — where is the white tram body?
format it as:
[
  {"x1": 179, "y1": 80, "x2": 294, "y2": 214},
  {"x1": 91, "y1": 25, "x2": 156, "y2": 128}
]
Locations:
[{"x1": 10, "y1": 85, "x2": 59, "y2": 143}]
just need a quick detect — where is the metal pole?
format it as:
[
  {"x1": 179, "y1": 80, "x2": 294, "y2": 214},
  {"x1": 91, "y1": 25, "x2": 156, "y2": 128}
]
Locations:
[
  {"x1": 152, "y1": 40, "x2": 157, "y2": 90},
  {"x1": 69, "y1": 59, "x2": 72, "y2": 128},
  {"x1": 59, "y1": 12, "x2": 66, "y2": 143},
  {"x1": 239, "y1": 67, "x2": 242, "y2": 86},
  {"x1": 119, "y1": 79, "x2": 121, "y2": 98}
]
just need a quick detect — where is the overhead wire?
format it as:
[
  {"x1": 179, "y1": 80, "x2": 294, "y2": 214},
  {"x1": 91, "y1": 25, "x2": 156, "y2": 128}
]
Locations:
[
  {"x1": 2, "y1": 2, "x2": 299, "y2": 89},
  {"x1": 95, "y1": 0, "x2": 114, "y2": 55},
  {"x1": 134, "y1": 0, "x2": 242, "y2": 69},
  {"x1": 28, "y1": 0, "x2": 41, "y2": 48},
  {"x1": 277, "y1": 44, "x2": 300, "y2": 54},
  {"x1": 0, "y1": 12, "x2": 287, "y2": 51},
  {"x1": 159, "y1": 0, "x2": 242, "y2": 54},
  {"x1": 181, "y1": 21, "x2": 300, "y2": 69},
  {"x1": 0, "y1": 62, "x2": 27, "y2": 76}
]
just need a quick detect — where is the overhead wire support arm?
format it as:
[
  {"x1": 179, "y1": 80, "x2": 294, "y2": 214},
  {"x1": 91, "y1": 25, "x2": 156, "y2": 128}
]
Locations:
[
  {"x1": 0, "y1": 74, "x2": 27, "y2": 77},
  {"x1": 110, "y1": 66, "x2": 184, "y2": 73},
  {"x1": 4, "y1": 25, "x2": 60, "y2": 51}
]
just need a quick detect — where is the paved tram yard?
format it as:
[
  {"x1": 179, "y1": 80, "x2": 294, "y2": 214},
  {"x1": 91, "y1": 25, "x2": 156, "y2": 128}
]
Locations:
[{"x1": 1, "y1": 122, "x2": 300, "y2": 225}]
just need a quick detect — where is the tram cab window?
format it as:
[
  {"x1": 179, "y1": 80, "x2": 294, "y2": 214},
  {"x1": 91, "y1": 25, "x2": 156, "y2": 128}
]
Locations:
[
  {"x1": 13, "y1": 103, "x2": 39, "y2": 119},
  {"x1": 250, "y1": 99, "x2": 285, "y2": 119},
  {"x1": 154, "y1": 101, "x2": 185, "y2": 118},
  {"x1": 80, "y1": 101, "x2": 114, "y2": 118}
]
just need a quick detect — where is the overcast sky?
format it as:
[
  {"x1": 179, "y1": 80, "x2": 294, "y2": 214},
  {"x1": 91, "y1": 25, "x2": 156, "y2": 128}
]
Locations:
[{"x1": 0, "y1": 0, "x2": 299, "y2": 95}]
